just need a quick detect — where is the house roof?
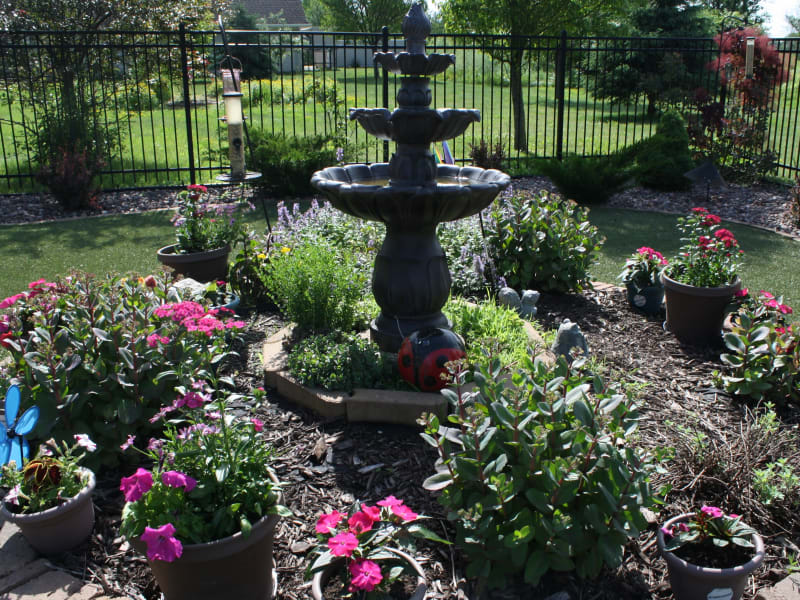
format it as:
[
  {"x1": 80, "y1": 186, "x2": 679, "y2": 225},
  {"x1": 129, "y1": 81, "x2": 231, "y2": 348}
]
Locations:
[{"x1": 238, "y1": 0, "x2": 309, "y2": 25}]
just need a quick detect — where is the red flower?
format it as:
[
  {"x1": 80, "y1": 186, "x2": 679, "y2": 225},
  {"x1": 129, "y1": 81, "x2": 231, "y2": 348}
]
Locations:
[
  {"x1": 691, "y1": 207, "x2": 708, "y2": 213},
  {"x1": 701, "y1": 214, "x2": 721, "y2": 226},
  {"x1": 348, "y1": 510, "x2": 376, "y2": 534}
]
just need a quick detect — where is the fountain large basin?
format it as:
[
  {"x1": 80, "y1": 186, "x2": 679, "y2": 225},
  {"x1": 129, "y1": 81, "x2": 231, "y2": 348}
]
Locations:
[{"x1": 310, "y1": 163, "x2": 510, "y2": 227}]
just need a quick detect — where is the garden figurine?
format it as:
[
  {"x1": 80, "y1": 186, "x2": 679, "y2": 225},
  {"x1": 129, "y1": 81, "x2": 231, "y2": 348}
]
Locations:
[{"x1": 551, "y1": 319, "x2": 589, "y2": 361}]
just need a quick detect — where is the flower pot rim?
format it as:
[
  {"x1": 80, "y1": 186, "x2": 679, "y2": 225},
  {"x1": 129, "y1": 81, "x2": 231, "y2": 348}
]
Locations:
[
  {"x1": 661, "y1": 273, "x2": 742, "y2": 297},
  {"x1": 656, "y1": 512, "x2": 765, "y2": 577},
  {"x1": 157, "y1": 243, "x2": 231, "y2": 257},
  {"x1": 0, "y1": 467, "x2": 95, "y2": 524},
  {"x1": 311, "y1": 546, "x2": 427, "y2": 600}
]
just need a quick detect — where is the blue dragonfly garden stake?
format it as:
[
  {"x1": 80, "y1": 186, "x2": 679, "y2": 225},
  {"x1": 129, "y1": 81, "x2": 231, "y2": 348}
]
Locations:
[{"x1": 0, "y1": 385, "x2": 39, "y2": 470}]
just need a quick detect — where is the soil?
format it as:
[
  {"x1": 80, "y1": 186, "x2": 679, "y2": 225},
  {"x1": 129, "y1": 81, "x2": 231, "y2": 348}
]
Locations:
[
  {"x1": 47, "y1": 286, "x2": 800, "y2": 600},
  {"x1": 674, "y1": 540, "x2": 757, "y2": 570}
]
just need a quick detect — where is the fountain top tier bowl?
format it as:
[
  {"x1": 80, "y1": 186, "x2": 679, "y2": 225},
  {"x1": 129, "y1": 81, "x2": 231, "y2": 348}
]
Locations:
[{"x1": 311, "y1": 163, "x2": 510, "y2": 227}]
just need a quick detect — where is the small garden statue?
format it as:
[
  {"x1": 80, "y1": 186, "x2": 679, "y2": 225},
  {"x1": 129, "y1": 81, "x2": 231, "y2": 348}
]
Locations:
[
  {"x1": 520, "y1": 290, "x2": 540, "y2": 318},
  {"x1": 497, "y1": 287, "x2": 522, "y2": 312},
  {"x1": 551, "y1": 319, "x2": 589, "y2": 361}
]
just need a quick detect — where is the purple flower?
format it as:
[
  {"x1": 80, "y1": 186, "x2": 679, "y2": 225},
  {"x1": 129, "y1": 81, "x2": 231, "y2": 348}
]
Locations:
[
  {"x1": 162, "y1": 470, "x2": 197, "y2": 493},
  {"x1": 120, "y1": 434, "x2": 136, "y2": 451},
  {"x1": 73, "y1": 434, "x2": 96, "y2": 452},
  {"x1": 140, "y1": 523, "x2": 183, "y2": 562},
  {"x1": 701, "y1": 505, "x2": 724, "y2": 519},
  {"x1": 120, "y1": 468, "x2": 154, "y2": 503}
]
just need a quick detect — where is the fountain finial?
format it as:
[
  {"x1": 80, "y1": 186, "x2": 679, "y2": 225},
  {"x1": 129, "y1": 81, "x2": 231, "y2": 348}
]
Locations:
[{"x1": 402, "y1": 3, "x2": 430, "y2": 55}]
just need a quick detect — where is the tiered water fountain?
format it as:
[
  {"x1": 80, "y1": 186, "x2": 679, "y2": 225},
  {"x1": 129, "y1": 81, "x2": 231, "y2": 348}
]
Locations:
[{"x1": 311, "y1": 2, "x2": 510, "y2": 351}]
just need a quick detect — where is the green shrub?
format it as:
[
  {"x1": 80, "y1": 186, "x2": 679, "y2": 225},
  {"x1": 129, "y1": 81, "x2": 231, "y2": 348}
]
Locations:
[
  {"x1": 632, "y1": 109, "x2": 694, "y2": 190},
  {"x1": 287, "y1": 332, "x2": 392, "y2": 391},
  {"x1": 438, "y1": 217, "x2": 499, "y2": 299},
  {"x1": 0, "y1": 273, "x2": 244, "y2": 468},
  {"x1": 249, "y1": 130, "x2": 337, "y2": 197},
  {"x1": 486, "y1": 190, "x2": 604, "y2": 293},
  {"x1": 539, "y1": 154, "x2": 632, "y2": 204},
  {"x1": 420, "y1": 356, "x2": 665, "y2": 590},
  {"x1": 263, "y1": 240, "x2": 368, "y2": 333},
  {"x1": 469, "y1": 139, "x2": 505, "y2": 170},
  {"x1": 444, "y1": 297, "x2": 531, "y2": 366}
]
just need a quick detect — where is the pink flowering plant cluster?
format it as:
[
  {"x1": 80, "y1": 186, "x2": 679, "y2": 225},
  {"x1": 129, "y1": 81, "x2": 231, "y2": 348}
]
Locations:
[
  {"x1": 718, "y1": 289, "x2": 799, "y2": 406},
  {"x1": 306, "y1": 497, "x2": 446, "y2": 597},
  {"x1": 0, "y1": 272, "x2": 245, "y2": 468},
  {"x1": 119, "y1": 379, "x2": 288, "y2": 562},
  {"x1": 618, "y1": 246, "x2": 668, "y2": 289},
  {"x1": 661, "y1": 506, "x2": 757, "y2": 553},
  {"x1": 171, "y1": 184, "x2": 252, "y2": 254},
  {"x1": 667, "y1": 208, "x2": 743, "y2": 288},
  {"x1": 1, "y1": 434, "x2": 96, "y2": 514}
]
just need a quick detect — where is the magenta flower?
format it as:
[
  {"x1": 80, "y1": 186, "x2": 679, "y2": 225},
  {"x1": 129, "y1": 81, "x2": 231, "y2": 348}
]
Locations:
[
  {"x1": 701, "y1": 505, "x2": 724, "y2": 518},
  {"x1": 316, "y1": 510, "x2": 344, "y2": 534},
  {"x1": 181, "y1": 391, "x2": 211, "y2": 409},
  {"x1": 390, "y1": 503, "x2": 418, "y2": 521},
  {"x1": 377, "y1": 495, "x2": 404, "y2": 508},
  {"x1": 360, "y1": 504, "x2": 380, "y2": 521},
  {"x1": 328, "y1": 531, "x2": 359, "y2": 557},
  {"x1": 120, "y1": 434, "x2": 136, "y2": 451},
  {"x1": 146, "y1": 334, "x2": 170, "y2": 348},
  {"x1": 73, "y1": 434, "x2": 96, "y2": 452},
  {"x1": 162, "y1": 470, "x2": 197, "y2": 493},
  {"x1": 348, "y1": 558, "x2": 383, "y2": 592},
  {"x1": 251, "y1": 417, "x2": 264, "y2": 432},
  {"x1": 140, "y1": 523, "x2": 183, "y2": 562},
  {"x1": 779, "y1": 304, "x2": 793, "y2": 315},
  {"x1": 660, "y1": 525, "x2": 673, "y2": 538},
  {"x1": 0, "y1": 293, "x2": 25, "y2": 309},
  {"x1": 735, "y1": 288, "x2": 749, "y2": 298},
  {"x1": 348, "y1": 511, "x2": 375, "y2": 535},
  {"x1": 5, "y1": 484, "x2": 21, "y2": 506},
  {"x1": 120, "y1": 468, "x2": 154, "y2": 502}
]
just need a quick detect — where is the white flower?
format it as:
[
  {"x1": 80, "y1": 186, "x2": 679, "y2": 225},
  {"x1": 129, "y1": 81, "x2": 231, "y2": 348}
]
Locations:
[
  {"x1": 74, "y1": 434, "x2": 97, "y2": 452},
  {"x1": 5, "y1": 484, "x2": 21, "y2": 505}
]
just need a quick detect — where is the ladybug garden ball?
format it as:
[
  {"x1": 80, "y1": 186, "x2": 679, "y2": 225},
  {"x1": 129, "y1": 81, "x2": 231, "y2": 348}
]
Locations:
[{"x1": 397, "y1": 327, "x2": 466, "y2": 392}]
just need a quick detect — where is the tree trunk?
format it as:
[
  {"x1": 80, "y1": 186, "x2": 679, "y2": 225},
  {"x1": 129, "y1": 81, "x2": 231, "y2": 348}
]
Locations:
[{"x1": 509, "y1": 47, "x2": 527, "y2": 151}]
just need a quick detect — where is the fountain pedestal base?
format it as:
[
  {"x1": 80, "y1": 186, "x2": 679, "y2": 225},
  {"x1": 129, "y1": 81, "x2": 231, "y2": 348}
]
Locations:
[{"x1": 370, "y1": 313, "x2": 451, "y2": 352}]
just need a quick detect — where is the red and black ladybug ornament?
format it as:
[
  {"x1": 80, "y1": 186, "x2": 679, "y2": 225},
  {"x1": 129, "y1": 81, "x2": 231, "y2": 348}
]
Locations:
[{"x1": 397, "y1": 327, "x2": 466, "y2": 392}]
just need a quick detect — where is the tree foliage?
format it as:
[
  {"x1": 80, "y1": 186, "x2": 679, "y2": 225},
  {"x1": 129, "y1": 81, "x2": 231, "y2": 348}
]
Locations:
[
  {"x1": 316, "y1": 0, "x2": 416, "y2": 32},
  {"x1": 698, "y1": 0, "x2": 766, "y2": 26}
]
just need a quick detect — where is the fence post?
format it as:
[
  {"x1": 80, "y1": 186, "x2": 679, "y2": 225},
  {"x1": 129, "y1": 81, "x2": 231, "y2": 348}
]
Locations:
[
  {"x1": 382, "y1": 26, "x2": 390, "y2": 163},
  {"x1": 179, "y1": 23, "x2": 196, "y2": 185},
  {"x1": 555, "y1": 30, "x2": 567, "y2": 161}
]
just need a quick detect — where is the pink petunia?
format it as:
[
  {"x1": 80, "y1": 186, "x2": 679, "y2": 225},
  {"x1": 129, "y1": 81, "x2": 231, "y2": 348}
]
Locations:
[
  {"x1": 348, "y1": 511, "x2": 375, "y2": 535},
  {"x1": 140, "y1": 523, "x2": 183, "y2": 562},
  {"x1": 120, "y1": 468, "x2": 154, "y2": 503},
  {"x1": 73, "y1": 434, "x2": 96, "y2": 452},
  {"x1": 348, "y1": 558, "x2": 383, "y2": 592},
  {"x1": 316, "y1": 510, "x2": 345, "y2": 534},
  {"x1": 328, "y1": 531, "x2": 359, "y2": 557},
  {"x1": 162, "y1": 470, "x2": 197, "y2": 493},
  {"x1": 120, "y1": 434, "x2": 136, "y2": 451}
]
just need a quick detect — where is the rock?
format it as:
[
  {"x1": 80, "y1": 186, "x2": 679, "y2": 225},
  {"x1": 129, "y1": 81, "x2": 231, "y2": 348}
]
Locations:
[{"x1": 498, "y1": 287, "x2": 521, "y2": 311}]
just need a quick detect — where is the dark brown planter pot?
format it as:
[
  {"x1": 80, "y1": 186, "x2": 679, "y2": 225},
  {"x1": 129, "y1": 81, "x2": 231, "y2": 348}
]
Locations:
[
  {"x1": 657, "y1": 513, "x2": 764, "y2": 600},
  {"x1": 662, "y1": 274, "x2": 742, "y2": 347},
  {"x1": 311, "y1": 547, "x2": 427, "y2": 600},
  {"x1": 136, "y1": 511, "x2": 280, "y2": 600},
  {"x1": 0, "y1": 468, "x2": 95, "y2": 554},
  {"x1": 156, "y1": 244, "x2": 230, "y2": 283}
]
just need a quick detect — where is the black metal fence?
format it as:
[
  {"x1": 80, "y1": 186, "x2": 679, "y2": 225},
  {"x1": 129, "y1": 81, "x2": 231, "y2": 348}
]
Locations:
[{"x1": 0, "y1": 28, "x2": 798, "y2": 193}]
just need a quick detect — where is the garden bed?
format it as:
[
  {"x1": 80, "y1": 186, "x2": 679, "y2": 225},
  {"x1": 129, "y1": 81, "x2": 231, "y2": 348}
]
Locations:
[{"x1": 50, "y1": 286, "x2": 799, "y2": 600}]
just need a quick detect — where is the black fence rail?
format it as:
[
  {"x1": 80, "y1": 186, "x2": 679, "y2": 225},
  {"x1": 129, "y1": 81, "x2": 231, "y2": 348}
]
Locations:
[{"x1": 0, "y1": 28, "x2": 797, "y2": 193}]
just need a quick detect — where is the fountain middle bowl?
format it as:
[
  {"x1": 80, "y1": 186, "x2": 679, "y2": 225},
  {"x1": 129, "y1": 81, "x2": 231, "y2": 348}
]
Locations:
[{"x1": 310, "y1": 163, "x2": 511, "y2": 226}]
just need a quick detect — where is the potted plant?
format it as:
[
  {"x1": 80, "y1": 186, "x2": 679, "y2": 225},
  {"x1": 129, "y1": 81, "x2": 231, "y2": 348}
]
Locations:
[
  {"x1": 307, "y1": 497, "x2": 447, "y2": 599},
  {"x1": 119, "y1": 380, "x2": 289, "y2": 600},
  {"x1": 657, "y1": 506, "x2": 764, "y2": 600},
  {"x1": 662, "y1": 208, "x2": 743, "y2": 346},
  {"x1": 618, "y1": 246, "x2": 668, "y2": 315},
  {"x1": 0, "y1": 434, "x2": 97, "y2": 554},
  {"x1": 157, "y1": 184, "x2": 252, "y2": 282}
]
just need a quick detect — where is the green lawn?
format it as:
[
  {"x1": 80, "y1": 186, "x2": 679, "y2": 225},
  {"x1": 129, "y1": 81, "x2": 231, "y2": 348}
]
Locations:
[{"x1": 1, "y1": 206, "x2": 798, "y2": 319}]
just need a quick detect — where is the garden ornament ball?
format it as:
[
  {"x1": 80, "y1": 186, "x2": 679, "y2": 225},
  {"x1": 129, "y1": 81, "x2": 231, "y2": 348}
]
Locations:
[{"x1": 398, "y1": 327, "x2": 466, "y2": 392}]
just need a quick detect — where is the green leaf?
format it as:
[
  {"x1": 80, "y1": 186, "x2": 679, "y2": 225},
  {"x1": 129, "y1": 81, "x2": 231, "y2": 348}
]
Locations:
[
  {"x1": 240, "y1": 516, "x2": 252, "y2": 538},
  {"x1": 407, "y1": 523, "x2": 451, "y2": 544},
  {"x1": 423, "y1": 472, "x2": 453, "y2": 491},
  {"x1": 524, "y1": 550, "x2": 548, "y2": 585},
  {"x1": 215, "y1": 463, "x2": 230, "y2": 483},
  {"x1": 572, "y1": 399, "x2": 593, "y2": 426}
]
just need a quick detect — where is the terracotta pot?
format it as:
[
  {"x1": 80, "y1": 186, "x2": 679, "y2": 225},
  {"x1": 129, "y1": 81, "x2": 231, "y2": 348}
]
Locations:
[
  {"x1": 311, "y1": 547, "x2": 427, "y2": 600},
  {"x1": 625, "y1": 282, "x2": 665, "y2": 315},
  {"x1": 662, "y1": 274, "x2": 742, "y2": 347},
  {"x1": 657, "y1": 513, "x2": 764, "y2": 600},
  {"x1": 136, "y1": 511, "x2": 280, "y2": 600},
  {"x1": 156, "y1": 244, "x2": 230, "y2": 283},
  {"x1": 0, "y1": 468, "x2": 95, "y2": 554}
]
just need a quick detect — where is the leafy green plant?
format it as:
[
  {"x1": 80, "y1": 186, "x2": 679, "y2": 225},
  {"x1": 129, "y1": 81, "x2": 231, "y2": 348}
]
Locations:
[
  {"x1": 660, "y1": 506, "x2": 757, "y2": 552},
  {"x1": 287, "y1": 332, "x2": 392, "y2": 392},
  {"x1": 717, "y1": 289, "x2": 798, "y2": 406},
  {"x1": 485, "y1": 190, "x2": 604, "y2": 293},
  {"x1": 438, "y1": 216, "x2": 500, "y2": 299},
  {"x1": 263, "y1": 240, "x2": 368, "y2": 334},
  {"x1": 632, "y1": 109, "x2": 694, "y2": 191},
  {"x1": 420, "y1": 355, "x2": 665, "y2": 590},
  {"x1": 753, "y1": 458, "x2": 800, "y2": 506},
  {"x1": 469, "y1": 139, "x2": 505, "y2": 170},
  {"x1": 444, "y1": 297, "x2": 532, "y2": 366},
  {"x1": 249, "y1": 130, "x2": 338, "y2": 197},
  {"x1": 170, "y1": 184, "x2": 251, "y2": 253},
  {"x1": 791, "y1": 176, "x2": 800, "y2": 228},
  {"x1": 618, "y1": 246, "x2": 668, "y2": 288},
  {"x1": 539, "y1": 154, "x2": 632, "y2": 204},
  {"x1": 0, "y1": 273, "x2": 244, "y2": 467}
]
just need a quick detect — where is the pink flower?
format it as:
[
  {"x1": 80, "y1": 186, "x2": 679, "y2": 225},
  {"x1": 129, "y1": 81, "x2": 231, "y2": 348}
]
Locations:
[
  {"x1": 759, "y1": 290, "x2": 774, "y2": 299},
  {"x1": 348, "y1": 511, "x2": 375, "y2": 535},
  {"x1": 187, "y1": 184, "x2": 207, "y2": 193},
  {"x1": 250, "y1": 417, "x2": 264, "y2": 432},
  {"x1": 316, "y1": 510, "x2": 345, "y2": 534},
  {"x1": 0, "y1": 293, "x2": 25, "y2": 309},
  {"x1": 348, "y1": 558, "x2": 383, "y2": 592},
  {"x1": 691, "y1": 207, "x2": 708, "y2": 213},
  {"x1": 775, "y1": 327, "x2": 786, "y2": 334},
  {"x1": 140, "y1": 523, "x2": 183, "y2": 562},
  {"x1": 180, "y1": 390, "x2": 211, "y2": 409},
  {"x1": 146, "y1": 333, "x2": 171, "y2": 348},
  {"x1": 5, "y1": 484, "x2": 21, "y2": 506},
  {"x1": 328, "y1": 531, "x2": 359, "y2": 557},
  {"x1": 714, "y1": 228, "x2": 734, "y2": 240},
  {"x1": 377, "y1": 495, "x2": 404, "y2": 508},
  {"x1": 779, "y1": 304, "x2": 793, "y2": 315},
  {"x1": 729, "y1": 513, "x2": 740, "y2": 519},
  {"x1": 73, "y1": 434, "x2": 96, "y2": 452},
  {"x1": 120, "y1": 468, "x2": 154, "y2": 502},
  {"x1": 361, "y1": 504, "x2": 380, "y2": 521},
  {"x1": 660, "y1": 525, "x2": 673, "y2": 538},
  {"x1": 162, "y1": 470, "x2": 197, "y2": 493},
  {"x1": 390, "y1": 503, "x2": 418, "y2": 521},
  {"x1": 701, "y1": 505, "x2": 724, "y2": 518},
  {"x1": 765, "y1": 299, "x2": 780, "y2": 309},
  {"x1": 120, "y1": 434, "x2": 136, "y2": 451},
  {"x1": 677, "y1": 523, "x2": 689, "y2": 532},
  {"x1": 735, "y1": 288, "x2": 749, "y2": 298},
  {"x1": 701, "y1": 214, "x2": 721, "y2": 226}
]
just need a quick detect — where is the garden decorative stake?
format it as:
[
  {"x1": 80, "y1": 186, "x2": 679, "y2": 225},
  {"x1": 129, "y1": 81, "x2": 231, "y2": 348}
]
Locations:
[
  {"x1": 311, "y1": 2, "x2": 510, "y2": 351},
  {"x1": 0, "y1": 384, "x2": 39, "y2": 469}
]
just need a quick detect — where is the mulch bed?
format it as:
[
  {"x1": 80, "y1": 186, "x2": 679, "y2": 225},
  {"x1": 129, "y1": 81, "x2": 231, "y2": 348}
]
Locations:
[{"x1": 49, "y1": 287, "x2": 800, "y2": 600}]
